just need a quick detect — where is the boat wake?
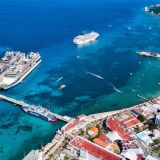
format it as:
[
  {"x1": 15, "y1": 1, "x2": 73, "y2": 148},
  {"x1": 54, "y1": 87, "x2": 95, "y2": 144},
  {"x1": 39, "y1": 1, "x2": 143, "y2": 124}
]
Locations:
[
  {"x1": 85, "y1": 71, "x2": 104, "y2": 80},
  {"x1": 55, "y1": 77, "x2": 63, "y2": 82},
  {"x1": 108, "y1": 82, "x2": 123, "y2": 94},
  {"x1": 137, "y1": 94, "x2": 148, "y2": 101}
]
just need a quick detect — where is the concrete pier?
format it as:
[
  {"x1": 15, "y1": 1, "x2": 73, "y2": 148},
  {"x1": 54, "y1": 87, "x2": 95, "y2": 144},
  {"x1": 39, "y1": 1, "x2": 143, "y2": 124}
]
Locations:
[{"x1": 0, "y1": 94, "x2": 71, "y2": 123}]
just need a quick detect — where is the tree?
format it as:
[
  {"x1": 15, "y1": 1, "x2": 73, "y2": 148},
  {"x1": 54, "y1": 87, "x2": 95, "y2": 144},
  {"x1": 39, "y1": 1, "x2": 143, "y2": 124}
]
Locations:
[
  {"x1": 137, "y1": 114, "x2": 146, "y2": 122},
  {"x1": 148, "y1": 122, "x2": 157, "y2": 131},
  {"x1": 64, "y1": 156, "x2": 69, "y2": 160}
]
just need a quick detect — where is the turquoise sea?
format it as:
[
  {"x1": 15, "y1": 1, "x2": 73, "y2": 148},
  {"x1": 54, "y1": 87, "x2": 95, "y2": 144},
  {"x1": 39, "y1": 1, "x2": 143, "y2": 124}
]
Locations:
[{"x1": 0, "y1": 0, "x2": 160, "y2": 159}]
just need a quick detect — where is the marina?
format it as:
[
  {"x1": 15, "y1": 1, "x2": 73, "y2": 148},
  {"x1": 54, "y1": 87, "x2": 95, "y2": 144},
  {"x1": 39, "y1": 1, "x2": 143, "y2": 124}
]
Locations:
[
  {"x1": 0, "y1": 0, "x2": 160, "y2": 159},
  {"x1": 23, "y1": 96, "x2": 160, "y2": 160}
]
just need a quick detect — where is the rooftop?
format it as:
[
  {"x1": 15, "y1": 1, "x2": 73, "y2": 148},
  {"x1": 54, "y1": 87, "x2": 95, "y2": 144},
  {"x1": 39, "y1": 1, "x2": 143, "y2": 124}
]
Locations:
[
  {"x1": 69, "y1": 136, "x2": 122, "y2": 160},
  {"x1": 22, "y1": 150, "x2": 43, "y2": 160},
  {"x1": 107, "y1": 117, "x2": 133, "y2": 140}
]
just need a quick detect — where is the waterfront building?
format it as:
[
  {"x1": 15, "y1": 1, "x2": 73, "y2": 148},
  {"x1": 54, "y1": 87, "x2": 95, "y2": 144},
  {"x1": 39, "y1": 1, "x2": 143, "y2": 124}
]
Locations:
[{"x1": 69, "y1": 136, "x2": 123, "y2": 160}]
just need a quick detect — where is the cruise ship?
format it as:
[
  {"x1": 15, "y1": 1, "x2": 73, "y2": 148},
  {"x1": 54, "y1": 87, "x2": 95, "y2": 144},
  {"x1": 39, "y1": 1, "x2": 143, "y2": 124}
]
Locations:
[
  {"x1": 73, "y1": 31, "x2": 100, "y2": 45},
  {"x1": 0, "y1": 51, "x2": 41, "y2": 89},
  {"x1": 22, "y1": 105, "x2": 58, "y2": 122},
  {"x1": 137, "y1": 51, "x2": 160, "y2": 58}
]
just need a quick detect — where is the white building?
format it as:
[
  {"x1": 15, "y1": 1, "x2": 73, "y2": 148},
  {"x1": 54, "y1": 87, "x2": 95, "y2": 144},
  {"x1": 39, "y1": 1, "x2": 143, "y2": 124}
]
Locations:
[
  {"x1": 22, "y1": 150, "x2": 43, "y2": 160},
  {"x1": 155, "y1": 113, "x2": 160, "y2": 127}
]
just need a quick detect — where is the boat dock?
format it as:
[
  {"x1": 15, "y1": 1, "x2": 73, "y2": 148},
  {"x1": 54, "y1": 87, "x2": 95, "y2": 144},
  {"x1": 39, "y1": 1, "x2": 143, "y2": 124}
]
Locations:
[{"x1": 0, "y1": 94, "x2": 72, "y2": 123}]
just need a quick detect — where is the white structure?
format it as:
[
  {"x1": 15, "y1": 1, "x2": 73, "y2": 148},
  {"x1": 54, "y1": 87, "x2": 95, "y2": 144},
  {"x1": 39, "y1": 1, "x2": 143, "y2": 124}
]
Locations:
[
  {"x1": 155, "y1": 113, "x2": 160, "y2": 127},
  {"x1": 146, "y1": 155, "x2": 159, "y2": 160},
  {"x1": 23, "y1": 150, "x2": 43, "y2": 160},
  {"x1": 144, "y1": 7, "x2": 149, "y2": 12},
  {"x1": 73, "y1": 31, "x2": 99, "y2": 45},
  {"x1": 106, "y1": 131, "x2": 123, "y2": 141}
]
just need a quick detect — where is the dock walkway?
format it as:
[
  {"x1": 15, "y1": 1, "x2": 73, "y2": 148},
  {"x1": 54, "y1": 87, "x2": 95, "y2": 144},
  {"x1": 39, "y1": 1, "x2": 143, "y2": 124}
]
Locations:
[{"x1": 0, "y1": 94, "x2": 71, "y2": 123}]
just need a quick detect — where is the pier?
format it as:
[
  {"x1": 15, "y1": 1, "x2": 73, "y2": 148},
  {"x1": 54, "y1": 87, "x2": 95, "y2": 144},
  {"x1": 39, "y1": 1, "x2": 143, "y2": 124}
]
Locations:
[{"x1": 0, "y1": 94, "x2": 72, "y2": 123}]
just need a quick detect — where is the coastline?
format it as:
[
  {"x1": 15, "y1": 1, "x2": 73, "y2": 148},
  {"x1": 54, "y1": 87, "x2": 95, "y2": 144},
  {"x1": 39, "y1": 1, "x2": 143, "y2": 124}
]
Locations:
[
  {"x1": 24, "y1": 95, "x2": 160, "y2": 160},
  {"x1": 0, "y1": 1, "x2": 160, "y2": 159}
]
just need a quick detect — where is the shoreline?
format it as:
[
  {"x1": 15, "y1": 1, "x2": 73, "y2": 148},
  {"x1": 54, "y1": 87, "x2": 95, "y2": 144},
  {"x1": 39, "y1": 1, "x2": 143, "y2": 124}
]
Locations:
[{"x1": 23, "y1": 95, "x2": 160, "y2": 160}]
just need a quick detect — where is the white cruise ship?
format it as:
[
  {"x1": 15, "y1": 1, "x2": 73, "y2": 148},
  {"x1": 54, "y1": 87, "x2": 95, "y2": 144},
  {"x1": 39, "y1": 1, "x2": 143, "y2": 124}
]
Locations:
[
  {"x1": 0, "y1": 51, "x2": 41, "y2": 89},
  {"x1": 73, "y1": 31, "x2": 100, "y2": 45}
]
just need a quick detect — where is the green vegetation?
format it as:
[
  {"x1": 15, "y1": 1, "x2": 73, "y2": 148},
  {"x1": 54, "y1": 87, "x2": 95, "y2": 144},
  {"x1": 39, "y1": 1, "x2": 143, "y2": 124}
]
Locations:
[
  {"x1": 154, "y1": 138, "x2": 160, "y2": 144},
  {"x1": 134, "y1": 125, "x2": 141, "y2": 132},
  {"x1": 153, "y1": 147, "x2": 160, "y2": 154},
  {"x1": 0, "y1": 84, "x2": 7, "y2": 88},
  {"x1": 64, "y1": 156, "x2": 70, "y2": 160},
  {"x1": 47, "y1": 154, "x2": 54, "y2": 160},
  {"x1": 148, "y1": 122, "x2": 157, "y2": 131},
  {"x1": 137, "y1": 114, "x2": 146, "y2": 122},
  {"x1": 79, "y1": 130, "x2": 85, "y2": 136}
]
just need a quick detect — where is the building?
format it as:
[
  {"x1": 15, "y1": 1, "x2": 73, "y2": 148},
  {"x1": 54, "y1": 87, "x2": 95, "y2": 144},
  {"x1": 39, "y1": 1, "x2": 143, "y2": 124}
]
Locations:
[
  {"x1": 22, "y1": 150, "x2": 43, "y2": 160},
  {"x1": 69, "y1": 136, "x2": 123, "y2": 160},
  {"x1": 155, "y1": 113, "x2": 160, "y2": 127},
  {"x1": 87, "y1": 127, "x2": 99, "y2": 137}
]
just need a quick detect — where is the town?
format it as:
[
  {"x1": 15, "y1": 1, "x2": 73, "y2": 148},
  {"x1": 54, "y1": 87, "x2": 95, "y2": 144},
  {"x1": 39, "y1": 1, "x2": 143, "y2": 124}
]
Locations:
[{"x1": 23, "y1": 96, "x2": 160, "y2": 160}]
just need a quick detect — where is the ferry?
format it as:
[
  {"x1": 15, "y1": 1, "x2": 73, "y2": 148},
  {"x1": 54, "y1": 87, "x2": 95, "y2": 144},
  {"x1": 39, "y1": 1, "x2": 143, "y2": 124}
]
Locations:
[
  {"x1": 137, "y1": 51, "x2": 160, "y2": 58},
  {"x1": 0, "y1": 51, "x2": 41, "y2": 89},
  {"x1": 73, "y1": 31, "x2": 99, "y2": 45},
  {"x1": 22, "y1": 105, "x2": 58, "y2": 122}
]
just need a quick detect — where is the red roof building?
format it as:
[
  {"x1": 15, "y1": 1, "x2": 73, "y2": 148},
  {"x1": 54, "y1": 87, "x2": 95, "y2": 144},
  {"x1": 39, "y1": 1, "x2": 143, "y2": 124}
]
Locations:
[
  {"x1": 107, "y1": 117, "x2": 133, "y2": 141},
  {"x1": 69, "y1": 136, "x2": 123, "y2": 160}
]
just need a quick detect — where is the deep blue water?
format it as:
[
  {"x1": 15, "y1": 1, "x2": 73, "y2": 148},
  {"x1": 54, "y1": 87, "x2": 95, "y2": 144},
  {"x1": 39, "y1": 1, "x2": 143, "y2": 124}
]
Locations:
[{"x1": 0, "y1": 0, "x2": 160, "y2": 159}]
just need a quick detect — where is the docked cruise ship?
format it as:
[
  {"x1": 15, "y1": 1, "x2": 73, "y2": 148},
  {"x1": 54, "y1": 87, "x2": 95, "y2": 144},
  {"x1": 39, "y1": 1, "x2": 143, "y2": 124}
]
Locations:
[
  {"x1": 22, "y1": 105, "x2": 58, "y2": 122},
  {"x1": 73, "y1": 31, "x2": 100, "y2": 45},
  {"x1": 0, "y1": 51, "x2": 41, "y2": 89},
  {"x1": 137, "y1": 51, "x2": 160, "y2": 58}
]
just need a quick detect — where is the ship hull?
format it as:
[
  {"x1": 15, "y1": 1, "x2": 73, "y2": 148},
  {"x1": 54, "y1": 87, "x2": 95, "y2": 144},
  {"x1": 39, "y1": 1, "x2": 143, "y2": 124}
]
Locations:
[
  {"x1": 137, "y1": 51, "x2": 160, "y2": 58},
  {"x1": 22, "y1": 108, "x2": 58, "y2": 122},
  {"x1": 0, "y1": 59, "x2": 41, "y2": 90},
  {"x1": 73, "y1": 32, "x2": 99, "y2": 45},
  {"x1": 73, "y1": 37, "x2": 99, "y2": 45}
]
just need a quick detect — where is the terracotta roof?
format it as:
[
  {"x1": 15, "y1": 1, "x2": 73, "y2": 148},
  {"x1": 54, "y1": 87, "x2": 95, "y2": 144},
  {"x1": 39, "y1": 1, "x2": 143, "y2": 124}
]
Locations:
[
  {"x1": 107, "y1": 117, "x2": 132, "y2": 140},
  {"x1": 125, "y1": 119, "x2": 141, "y2": 128},
  {"x1": 93, "y1": 138, "x2": 108, "y2": 148},
  {"x1": 98, "y1": 134, "x2": 108, "y2": 142},
  {"x1": 123, "y1": 116, "x2": 135, "y2": 123},
  {"x1": 62, "y1": 119, "x2": 80, "y2": 132},
  {"x1": 70, "y1": 136, "x2": 122, "y2": 160},
  {"x1": 88, "y1": 127, "x2": 99, "y2": 135}
]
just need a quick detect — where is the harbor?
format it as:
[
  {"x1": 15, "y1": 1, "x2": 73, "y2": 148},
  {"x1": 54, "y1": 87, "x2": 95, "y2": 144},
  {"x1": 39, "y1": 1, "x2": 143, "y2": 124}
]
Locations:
[
  {"x1": 0, "y1": 94, "x2": 72, "y2": 123},
  {"x1": 23, "y1": 96, "x2": 160, "y2": 160},
  {"x1": 0, "y1": 1, "x2": 160, "y2": 159}
]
